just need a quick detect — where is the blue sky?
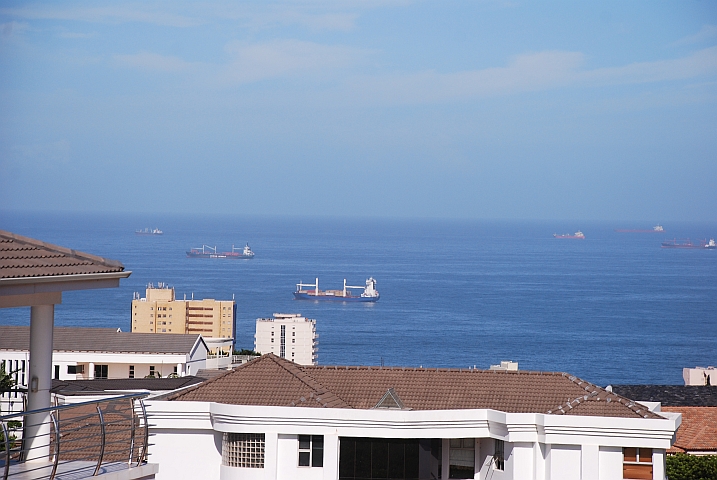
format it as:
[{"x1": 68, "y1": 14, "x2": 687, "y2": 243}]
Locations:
[{"x1": 1, "y1": 1, "x2": 716, "y2": 220}]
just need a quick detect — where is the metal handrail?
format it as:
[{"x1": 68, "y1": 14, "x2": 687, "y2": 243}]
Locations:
[
  {"x1": 0, "y1": 392, "x2": 147, "y2": 422},
  {"x1": 0, "y1": 392, "x2": 149, "y2": 480}
]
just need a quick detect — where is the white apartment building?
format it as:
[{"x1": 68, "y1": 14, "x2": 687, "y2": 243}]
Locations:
[
  {"x1": 147, "y1": 354, "x2": 681, "y2": 480},
  {"x1": 255, "y1": 313, "x2": 318, "y2": 365},
  {"x1": 683, "y1": 366, "x2": 717, "y2": 386}
]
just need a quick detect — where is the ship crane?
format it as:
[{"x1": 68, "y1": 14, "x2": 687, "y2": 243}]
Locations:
[{"x1": 296, "y1": 278, "x2": 320, "y2": 296}]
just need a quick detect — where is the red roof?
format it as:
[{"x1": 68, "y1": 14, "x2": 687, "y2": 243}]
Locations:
[{"x1": 663, "y1": 407, "x2": 717, "y2": 453}]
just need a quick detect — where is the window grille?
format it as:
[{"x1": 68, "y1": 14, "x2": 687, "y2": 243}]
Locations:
[{"x1": 223, "y1": 433, "x2": 265, "y2": 468}]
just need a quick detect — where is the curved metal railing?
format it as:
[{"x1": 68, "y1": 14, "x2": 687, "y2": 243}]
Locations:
[{"x1": 1, "y1": 392, "x2": 150, "y2": 480}]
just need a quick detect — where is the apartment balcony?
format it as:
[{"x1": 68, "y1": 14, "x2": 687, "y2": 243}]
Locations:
[{"x1": 1, "y1": 393, "x2": 157, "y2": 480}]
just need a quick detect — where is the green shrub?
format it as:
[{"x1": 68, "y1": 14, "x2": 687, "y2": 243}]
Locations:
[{"x1": 666, "y1": 454, "x2": 717, "y2": 480}]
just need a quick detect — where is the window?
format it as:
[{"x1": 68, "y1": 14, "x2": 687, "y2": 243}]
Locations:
[
  {"x1": 623, "y1": 448, "x2": 652, "y2": 480},
  {"x1": 298, "y1": 435, "x2": 324, "y2": 467},
  {"x1": 129, "y1": 365, "x2": 135, "y2": 378},
  {"x1": 67, "y1": 365, "x2": 84, "y2": 374},
  {"x1": 222, "y1": 433, "x2": 265, "y2": 468},
  {"x1": 493, "y1": 439, "x2": 504, "y2": 471},
  {"x1": 94, "y1": 364, "x2": 108, "y2": 379},
  {"x1": 339, "y1": 437, "x2": 428, "y2": 479},
  {"x1": 449, "y1": 438, "x2": 475, "y2": 478},
  {"x1": 54, "y1": 365, "x2": 60, "y2": 380},
  {"x1": 173, "y1": 366, "x2": 178, "y2": 375},
  {"x1": 149, "y1": 366, "x2": 156, "y2": 377}
]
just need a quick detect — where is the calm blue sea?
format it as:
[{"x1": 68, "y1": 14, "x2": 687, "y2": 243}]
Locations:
[{"x1": 1, "y1": 212, "x2": 716, "y2": 386}]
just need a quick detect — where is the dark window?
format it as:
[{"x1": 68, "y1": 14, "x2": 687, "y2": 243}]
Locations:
[
  {"x1": 67, "y1": 365, "x2": 84, "y2": 375},
  {"x1": 280, "y1": 325, "x2": 286, "y2": 358},
  {"x1": 298, "y1": 435, "x2": 324, "y2": 467},
  {"x1": 129, "y1": 365, "x2": 135, "y2": 379},
  {"x1": 54, "y1": 365, "x2": 60, "y2": 380},
  {"x1": 339, "y1": 437, "x2": 434, "y2": 480},
  {"x1": 94, "y1": 364, "x2": 108, "y2": 379}
]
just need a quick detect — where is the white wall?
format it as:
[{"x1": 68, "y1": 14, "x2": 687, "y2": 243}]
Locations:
[
  {"x1": 152, "y1": 429, "x2": 221, "y2": 479},
  {"x1": 549, "y1": 445, "x2": 581, "y2": 480},
  {"x1": 598, "y1": 446, "x2": 622, "y2": 480}
]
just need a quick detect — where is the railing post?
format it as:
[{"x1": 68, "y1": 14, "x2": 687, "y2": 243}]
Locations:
[
  {"x1": 49, "y1": 410, "x2": 60, "y2": 479},
  {"x1": 138, "y1": 399, "x2": 149, "y2": 466},
  {"x1": 129, "y1": 398, "x2": 136, "y2": 465},
  {"x1": 2, "y1": 421, "x2": 10, "y2": 480},
  {"x1": 93, "y1": 404, "x2": 106, "y2": 476}
]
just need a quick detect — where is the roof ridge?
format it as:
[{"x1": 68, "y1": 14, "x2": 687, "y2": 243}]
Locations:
[
  {"x1": 164, "y1": 356, "x2": 269, "y2": 401},
  {"x1": 546, "y1": 372, "x2": 663, "y2": 419},
  {"x1": 265, "y1": 354, "x2": 351, "y2": 408}
]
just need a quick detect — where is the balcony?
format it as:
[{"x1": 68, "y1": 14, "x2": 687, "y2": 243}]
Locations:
[{"x1": 1, "y1": 393, "x2": 157, "y2": 479}]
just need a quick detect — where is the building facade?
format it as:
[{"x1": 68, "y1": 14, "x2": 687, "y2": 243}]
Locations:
[
  {"x1": 147, "y1": 354, "x2": 681, "y2": 480},
  {"x1": 0, "y1": 326, "x2": 209, "y2": 415},
  {"x1": 255, "y1": 313, "x2": 318, "y2": 365},
  {"x1": 132, "y1": 283, "x2": 236, "y2": 342}
]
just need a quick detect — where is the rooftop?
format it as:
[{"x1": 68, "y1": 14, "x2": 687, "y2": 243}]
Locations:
[
  {"x1": 0, "y1": 230, "x2": 125, "y2": 280},
  {"x1": 167, "y1": 354, "x2": 661, "y2": 418},
  {"x1": 0, "y1": 326, "x2": 207, "y2": 355},
  {"x1": 662, "y1": 407, "x2": 717, "y2": 453},
  {"x1": 611, "y1": 385, "x2": 717, "y2": 407},
  {"x1": 51, "y1": 377, "x2": 205, "y2": 395}
]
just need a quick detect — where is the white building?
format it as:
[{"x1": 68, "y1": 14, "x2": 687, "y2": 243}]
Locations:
[
  {"x1": 255, "y1": 313, "x2": 318, "y2": 365},
  {"x1": 0, "y1": 325, "x2": 209, "y2": 384},
  {"x1": 146, "y1": 354, "x2": 680, "y2": 480},
  {"x1": 683, "y1": 366, "x2": 717, "y2": 386}
]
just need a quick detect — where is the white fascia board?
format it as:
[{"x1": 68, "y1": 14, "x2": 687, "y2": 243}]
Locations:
[
  {"x1": 52, "y1": 351, "x2": 188, "y2": 363},
  {"x1": 209, "y1": 404, "x2": 491, "y2": 438},
  {"x1": 539, "y1": 413, "x2": 680, "y2": 449},
  {"x1": 146, "y1": 401, "x2": 213, "y2": 431}
]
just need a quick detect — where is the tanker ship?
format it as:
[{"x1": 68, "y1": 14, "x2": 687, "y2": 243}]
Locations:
[
  {"x1": 661, "y1": 238, "x2": 716, "y2": 249},
  {"x1": 615, "y1": 225, "x2": 664, "y2": 233},
  {"x1": 553, "y1": 231, "x2": 585, "y2": 239},
  {"x1": 294, "y1": 278, "x2": 379, "y2": 302}
]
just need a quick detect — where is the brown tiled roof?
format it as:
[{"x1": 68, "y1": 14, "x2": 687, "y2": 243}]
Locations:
[
  {"x1": 167, "y1": 354, "x2": 661, "y2": 418},
  {"x1": 0, "y1": 326, "x2": 206, "y2": 355},
  {"x1": 0, "y1": 230, "x2": 125, "y2": 279},
  {"x1": 51, "y1": 377, "x2": 205, "y2": 394},
  {"x1": 663, "y1": 407, "x2": 717, "y2": 453}
]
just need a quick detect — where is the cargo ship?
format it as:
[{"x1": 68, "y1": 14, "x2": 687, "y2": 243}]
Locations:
[
  {"x1": 186, "y1": 244, "x2": 254, "y2": 259},
  {"x1": 553, "y1": 231, "x2": 585, "y2": 239},
  {"x1": 294, "y1": 278, "x2": 379, "y2": 302},
  {"x1": 661, "y1": 239, "x2": 716, "y2": 249},
  {"x1": 136, "y1": 228, "x2": 163, "y2": 235},
  {"x1": 615, "y1": 225, "x2": 664, "y2": 233}
]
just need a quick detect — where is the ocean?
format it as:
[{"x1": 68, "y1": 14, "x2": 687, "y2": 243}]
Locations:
[{"x1": 1, "y1": 212, "x2": 715, "y2": 386}]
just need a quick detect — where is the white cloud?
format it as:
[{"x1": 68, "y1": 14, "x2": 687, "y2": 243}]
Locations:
[
  {"x1": 1, "y1": 21, "x2": 30, "y2": 38},
  {"x1": 673, "y1": 25, "x2": 717, "y2": 46},
  {"x1": 10, "y1": 140, "x2": 71, "y2": 167},
  {"x1": 114, "y1": 52, "x2": 195, "y2": 72},
  {"x1": 349, "y1": 47, "x2": 717, "y2": 104},
  {"x1": 58, "y1": 31, "x2": 97, "y2": 39},
  {"x1": 0, "y1": 5, "x2": 200, "y2": 28},
  {"x1": 221, "y1": 39, "x2": 364, "y2": 84}
]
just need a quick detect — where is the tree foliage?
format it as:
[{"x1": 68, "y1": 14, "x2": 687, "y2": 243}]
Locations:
[{"x1": 666, "y1": 454, "x2": 717, "y2": 480}]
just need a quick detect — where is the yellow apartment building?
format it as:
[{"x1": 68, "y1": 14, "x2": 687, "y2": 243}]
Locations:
[{"x1": 131, "y1": 283, "x2": 235, "y2": 342}]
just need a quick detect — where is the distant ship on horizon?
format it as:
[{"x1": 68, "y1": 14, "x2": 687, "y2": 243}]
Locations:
[
  {"x1": 186, "y1": 244, "x2": 255, "y2": 259},
  {"x1": 136, "y1": 228, "x2": 163, "y2": 236},
  {"x1": 661, "y1": 238, "x2": 716, "y2": 250},
  {"x1": 615, "y1": 224, "x2": 664, "y2": 233},
  {"x1": 553, "y1": 231, "x2": 585, "y2": 239}
]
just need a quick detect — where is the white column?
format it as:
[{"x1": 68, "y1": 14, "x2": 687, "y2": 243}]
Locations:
[
  {"x1": 265, "y1": 432, "x2": 278, "y2": 479},
  {"x1": 177, "y1": 362, "x2": 183, "y2": 376},
  {"x1": 582, "y1": 444, "x2": 599, "y2": 480},
  {"x1": 652, "y1": 449, "x2": 666, "y2": 480},
  {"x1": 25, "y1": 304, "x2": 54, "y2": 462},
  {"x1": 442, "y1": 438, "x2": 450, "y2": 480},
  {"x1": 323, "y1": 434, "x2": 340, "y2": 480},
  {"x1": 89, "y1": 362, "x2": 95, "y2": 379}
]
